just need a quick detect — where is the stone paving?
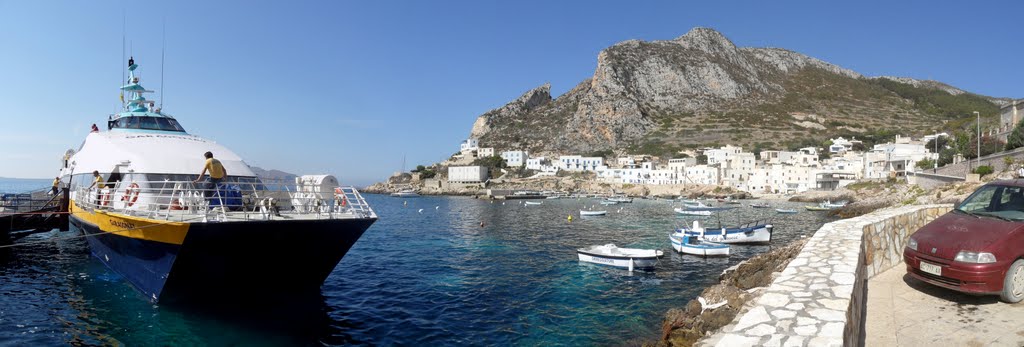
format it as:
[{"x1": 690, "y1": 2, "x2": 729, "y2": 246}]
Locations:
[
  {"x1": 866, "y1": 266, "x2": 1024, "y2": 347},
  {"x1": 700, "y1": 205, "x2": 951, "y2": 347}
]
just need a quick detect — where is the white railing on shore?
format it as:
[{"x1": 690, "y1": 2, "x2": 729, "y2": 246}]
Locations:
[{"x1": 73, "y1": 179, "x2": 375, "y2": 222}]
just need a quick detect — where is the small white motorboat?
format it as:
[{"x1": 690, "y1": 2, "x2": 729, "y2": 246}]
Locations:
[
  {"x1": 600, "y1": 200, "x2": 619, "y2": 206},
  {"x1": 749, "y1": 202, "x2": 771, "y2": 208},
  {"x1": 677, "y1": 220, "x2": 773, "y2": 244},
  {"x1": 391, "y1": 189, "x2": 420, "y2": 197},
  {"x1": 607, "y1": 197, "x2": 633, "y2": 203},
  {"x1": 681, "y1": 201, "x2": 736, "y2": 212},
  {"x1": 579, "y1": 210, "x2": 607, "y2": 216},
  {"x1": 524, "y1": 201, "x2": 543, "y2": 206},
  {"x1": 673, "y1": 208, "x2": 712, "y2": 216},
  {"x1": 775, "y1": 208, "x2": 798, "y2": 214},
  {"x1": 669, "y1": 227, "x2": 729, "y2": 257},
  {"x1": 577, "y1": 244, "x2": 663, "y2": 270}
]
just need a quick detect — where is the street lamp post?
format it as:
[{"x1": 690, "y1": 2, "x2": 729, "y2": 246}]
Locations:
[
  {"x1": 975, "y1": 111, "x2": 981, "y2": 170},
  {"x1": 934, "y1": 132, "x2": 939, "y2": 169}
]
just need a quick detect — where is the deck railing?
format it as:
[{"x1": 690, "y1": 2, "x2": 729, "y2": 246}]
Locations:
[{"x1": 73, "y1": 179, "x2": 375, "y2": 222}]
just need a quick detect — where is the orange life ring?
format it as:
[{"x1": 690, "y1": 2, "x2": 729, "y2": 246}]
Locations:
[{"x1": 121, "y1": 183, "x2": 140, "y2": 207}]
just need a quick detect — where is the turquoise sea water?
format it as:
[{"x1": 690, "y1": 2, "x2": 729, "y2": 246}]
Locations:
[{"x1": 0, "y1": 181, "x2": 833, "y2": 346}]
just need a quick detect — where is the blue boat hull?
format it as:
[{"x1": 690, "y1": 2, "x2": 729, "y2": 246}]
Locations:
[{"x1": 72, "y1": 215, "x2": 376, "y2": 302}]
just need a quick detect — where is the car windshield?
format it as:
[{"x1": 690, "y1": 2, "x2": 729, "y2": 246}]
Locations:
[{"x1": 958, "y1": 184, "x2": 1024, "y2": 221}]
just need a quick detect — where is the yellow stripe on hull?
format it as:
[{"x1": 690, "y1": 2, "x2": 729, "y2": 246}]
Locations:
[{"x1": 69, "y1": 199, "x2": 189, "y2": 245}]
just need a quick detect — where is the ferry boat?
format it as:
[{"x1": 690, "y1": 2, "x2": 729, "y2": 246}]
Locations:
[{"x1": 58, "y1": 58, "x2": 377, "y2": 302}]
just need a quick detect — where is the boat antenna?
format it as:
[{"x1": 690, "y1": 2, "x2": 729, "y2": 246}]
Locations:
[
  {"x1": 121, "y1": 9, "x2": 126, "y2": 108},
  {"x1": 160, "y1": 17, "x2": 166, "y2": 109}
]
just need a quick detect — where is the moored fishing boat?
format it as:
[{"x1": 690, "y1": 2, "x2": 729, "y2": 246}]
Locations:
[
  {"x1": 580, "y1": 210, "x2": 607, "y2": 216},
  {"x1": 775, "y1": 208, "x2": 798, "y2": 214},
  {"x1": 58, "y1": 57, "x2": 377, "y2": 302},
  {"x1": 669, "y1": 224, "x2": 729, "y2": 256},
  {"x1": 749, "y1": 202, "x2": 770, "y2": 208},
  {"x1": 676, "y1": 220, "x2": 773, "y2": 244},
  {"x1": 524, "y1": 201, "x2": 543, "y2": 206},
  {"x1": 576, "y1": 244, "x2": 662, "y2": 270}
]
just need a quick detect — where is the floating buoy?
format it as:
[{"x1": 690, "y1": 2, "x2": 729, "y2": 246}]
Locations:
[
  {"x1": 418, "y1": 209, "x2": 423, "y2": 213},
  {"x1": 567, "y1": 215, "x2": 573, "y2": 222},
  {"x1": 480, "y1": 222, "x2": 485, "y2": 227},
  {"x1": 502, "y1": 202, "x2": 505, "y2": 205},
  {"x1": 435, "y1": 206, "x2": 439, "y2": 210},
  {"x1": 404, "y1": 201, "x2": 408, "y2": 206}
]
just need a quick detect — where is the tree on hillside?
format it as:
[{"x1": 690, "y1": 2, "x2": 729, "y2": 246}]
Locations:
[
  {"x1": 1006, "y1": 121, "x2": 1024, "y2": 151},
  {"x1": 696, "y1": 154, "x2": 708, "y2": 165},
  {"x1": 964, "y1": 136, "x2": 1005, "y2": 159},
  {"x1": 938, "y1": 148, "x2": 957, "y2": 166},
  {"x1": 925, "y1": 137, "x2": 950, "y2": 153}
]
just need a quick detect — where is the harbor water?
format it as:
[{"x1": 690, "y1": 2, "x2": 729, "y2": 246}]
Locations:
[{"x1": 1, "y1": 178, "x2": 833, "y2": 345}]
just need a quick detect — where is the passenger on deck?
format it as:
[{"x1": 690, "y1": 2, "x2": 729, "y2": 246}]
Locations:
[
  {"x1": 193, "y1": 151, "x2": 227, "y2": 198},
  {"x1": 88, "y1": 171, "x2": 104, "y2": 206},
  {"x1": 51, "y1": 177, "x2": 60, "y2": 195},
  {"x1": 90, "y1": 124, "x2": 99, "y2": 132}
]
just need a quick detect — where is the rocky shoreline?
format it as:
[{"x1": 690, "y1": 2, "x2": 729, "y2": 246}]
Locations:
[{"x1": 645, "y1": 239, "x2": 809, "y2": 347}]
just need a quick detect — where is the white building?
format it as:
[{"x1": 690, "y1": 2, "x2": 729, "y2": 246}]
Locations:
[
  {"x1": 459, "y1": 139, "x2": 480, "y2": 153},
  {"x1": 704, "y1": 145, "x2": 743, "y2": 166},
  {"x1": 828, "y1": 137, "x2": 858, "y2": 153},
  {"x1": 683, "y1": 165, "x2": 720, "y2": 186},
  {"x1": 448, "y1": 166, "x2": 488, "y2": 183},
  {"x1": 478, "y1": 147, "x2": 495, "y2": 157},
  {"x1": 501, "y1": 150, "x2": 529, "y2": 167},
  {"x1": 667, "y1": 158, "x2": 696, "y2": 173},
  {"x1": 526, "y1": 156, "x2": 559, "y2": 173},
  {"x1": 559, "y1": 155, "x2": 604, "y2": 171}
]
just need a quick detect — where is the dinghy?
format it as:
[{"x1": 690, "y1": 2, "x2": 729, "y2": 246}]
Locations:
[
  {"x1": 806, "y1": 200, "x2": 846, "y2": 211},
  {"x1": 669, "y1": 224, "x2": 729, "y2": 256},
  {"x1": 775, "y1": 208, "x2": 798, "y2": 214},
  {"x1": 580, "y1": 210, "x2": 607, "y2": 216},
  {"x1": 577, "y1": 244, "x2": 663, "y2": 270},
  {"x1": 673, "y1": 208, "x2": 712, "y2": 216},
  {"x1": 524, "y1": 201, "x2": 543, "y2": 206},
  {"x1": 677, "y1": 220, "x2": 773, "y2": 244},
  {"x1": 749, "y1": 202, "x2": 770, "y2": 208},
  {"x1": 600, "y1": 200, "x2": 619, "y2": 206}
]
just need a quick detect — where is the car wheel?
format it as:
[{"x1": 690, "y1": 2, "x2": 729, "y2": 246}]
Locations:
[{"x1": 1001, "y1": 259, "x2": 1024, "y2": 303}]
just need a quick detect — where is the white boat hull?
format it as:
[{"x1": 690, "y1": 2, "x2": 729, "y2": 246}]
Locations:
[
  {"x1": 673, "y1": 208, "x2": 712, "y2": 216},
  {"x1": 580, "y1": 210, "x2": 607, "y2": 216},
  {"x1": 577, "y1": 244, "x2": 662, "y2": 269},
  {"x1": 577, "y1": 252, "x2": 659, "y2": 269},
  {"x1": 669, "y1": 234, "x2": 729, "y2": 256}
]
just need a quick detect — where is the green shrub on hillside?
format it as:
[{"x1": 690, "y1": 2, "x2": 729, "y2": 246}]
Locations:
[{"x1": 973, "y1": 165, "x2": 994, "y2": 176}]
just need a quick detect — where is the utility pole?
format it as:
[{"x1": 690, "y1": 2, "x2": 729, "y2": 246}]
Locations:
[{"x1": 934, "y1": 132, "x2": 939, "y2": 169}]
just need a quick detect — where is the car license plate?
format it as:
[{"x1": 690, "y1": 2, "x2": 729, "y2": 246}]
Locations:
[{"x1": 920, "y1": 261, "x2": 942, "y2": 276}]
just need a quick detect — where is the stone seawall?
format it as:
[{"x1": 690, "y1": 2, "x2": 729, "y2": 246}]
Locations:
[
  {"x1": 699, "y1": 204, "x2": 951, "y2": 346},
  {"x1": 934, "y1": 146, "x2": 1024, "y2": 177}
]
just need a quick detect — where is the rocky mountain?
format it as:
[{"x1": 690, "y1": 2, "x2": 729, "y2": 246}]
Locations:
[{"x1": 468, "y1": 27, "x2": 1005, "y2": 155}]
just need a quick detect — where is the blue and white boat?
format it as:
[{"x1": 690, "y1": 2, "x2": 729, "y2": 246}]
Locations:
[
  {"x1": 669, "y1": 223, "x2": 729, "y2": 256},
  {"x1": 677, "y1": 220, "x2": 773, "y2": 244}
]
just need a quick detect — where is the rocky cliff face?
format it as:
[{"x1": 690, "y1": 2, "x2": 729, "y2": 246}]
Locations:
[{"x1": 468, "y1": 27, "x2": 1003, "y2": 154}]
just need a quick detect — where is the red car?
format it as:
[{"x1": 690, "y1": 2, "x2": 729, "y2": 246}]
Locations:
[{"x1": 904, "y1": 180, "x2": 1024, "y2": 303}]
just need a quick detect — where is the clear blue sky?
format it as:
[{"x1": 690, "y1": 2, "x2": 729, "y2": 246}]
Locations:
[{"x1": 1, "y1": 1, "x2": 1020, "y2": 185}]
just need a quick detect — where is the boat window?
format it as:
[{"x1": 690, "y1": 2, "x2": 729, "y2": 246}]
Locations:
[
  {"x1": 138, "y1": 117, "x2": 159, "y2": 130},
  {"x1": 110, "y1": 116, "x2": 187, "y2": 132}
]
